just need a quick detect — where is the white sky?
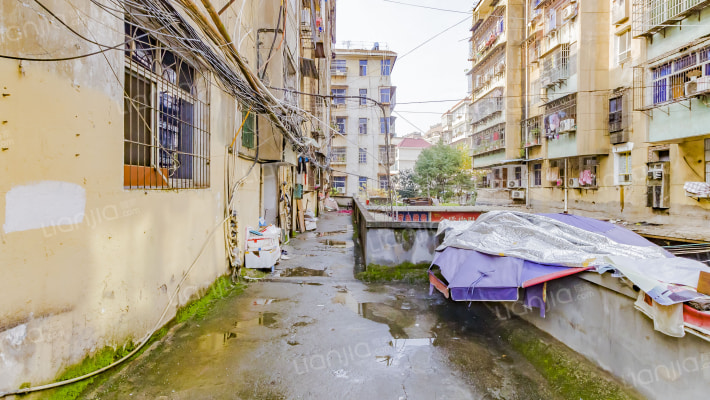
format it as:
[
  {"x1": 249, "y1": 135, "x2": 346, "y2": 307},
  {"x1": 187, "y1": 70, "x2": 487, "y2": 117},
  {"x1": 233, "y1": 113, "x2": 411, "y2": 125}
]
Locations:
[{"x1": 336, "y1": 0, "x2": 473, "y2": 135}]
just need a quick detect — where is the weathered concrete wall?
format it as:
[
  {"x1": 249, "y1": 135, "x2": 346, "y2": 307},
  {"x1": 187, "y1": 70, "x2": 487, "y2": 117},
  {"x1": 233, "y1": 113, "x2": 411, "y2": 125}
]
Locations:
[
  {"x1": 507, "y1": 274, "x2": 710, "y2": 400},
  {"x1": 0, "y1": 0, "x2": 280, "y2": 392},
  {"x1": 353, "y1": 199, "x2": 438, "y2": 266}
]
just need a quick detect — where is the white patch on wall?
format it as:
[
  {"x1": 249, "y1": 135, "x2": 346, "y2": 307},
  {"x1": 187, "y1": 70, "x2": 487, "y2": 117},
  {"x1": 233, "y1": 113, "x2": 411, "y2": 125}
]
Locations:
[{"x1": 3, "y1": 181, "x2": 86, "y2": 234}]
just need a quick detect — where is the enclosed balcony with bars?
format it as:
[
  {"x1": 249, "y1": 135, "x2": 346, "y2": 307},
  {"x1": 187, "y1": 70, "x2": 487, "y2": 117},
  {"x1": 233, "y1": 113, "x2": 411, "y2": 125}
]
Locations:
[
  {"x1": 472, "y1": 123, "x2": 506, "y2": 156},
  {"x1": 540, "y1": 44, "x2": 571, "y2": 88},
  {"x1": 523, "y1": 116, "x2": 542, "y2": 147},
  {"x1": 632, "y1": 0, "x2": 710, "y2": 37}
]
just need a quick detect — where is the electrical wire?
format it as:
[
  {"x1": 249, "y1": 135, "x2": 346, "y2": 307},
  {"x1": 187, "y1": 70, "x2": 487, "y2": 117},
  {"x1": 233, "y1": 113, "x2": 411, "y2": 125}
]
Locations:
[{"x1": 382, "y1": 0, "x2": 472, "y2": 14}]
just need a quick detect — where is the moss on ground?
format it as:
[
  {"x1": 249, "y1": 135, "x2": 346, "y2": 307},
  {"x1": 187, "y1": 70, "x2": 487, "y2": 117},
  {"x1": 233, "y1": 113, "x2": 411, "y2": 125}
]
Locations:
[
  {"x1": 356, "y1": 262, "x2": 430, "y2": 284},
  {"x1": 504, "y1": 326, "x2": 642, "y2": 400},
  {"x1": 32, "y1": 275, "x2": 245, "y2": 400}
]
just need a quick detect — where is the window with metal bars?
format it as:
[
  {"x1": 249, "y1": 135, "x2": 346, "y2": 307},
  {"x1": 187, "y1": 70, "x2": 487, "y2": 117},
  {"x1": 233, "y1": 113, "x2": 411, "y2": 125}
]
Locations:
[
  {"x1": 240, "y1": 109, "x2": 256, "y2": 148},
  {"x1": 609, "y1": 96, "x2": 623, "y2": 132},
  {"x1": 532, "y1": 163, "x2": 542, "y2": 187},
  {"x1": 331, "y1": 147, "x2": 346, "y2": 164},
  {"x1": 124, "y1": 25, "x2": 210, "y2": 190},
  {"x1": 651, "y1": 46, "x2": 710, "y2": 105}
]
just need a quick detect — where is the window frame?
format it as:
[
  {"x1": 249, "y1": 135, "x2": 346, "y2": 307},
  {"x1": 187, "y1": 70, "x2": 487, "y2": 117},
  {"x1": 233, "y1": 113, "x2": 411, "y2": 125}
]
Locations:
[
  {"x1": 335, "y1": 117, "x2": 346, "y2": 134},
  {"x1": 616, "y1": 30, "x2": 631, "y2": 66},
  {"x1": 332, "y1": 87, "x2": 346, "y2": 105},
  {"x1": 359, "y1": 148, "x2": 367, "y2": 164},
  {"x1": 332, "y1": 176, "x2": 346, "y2": 193},
  {"x1": 381, "y1": 59, "x2": 391, "y2": 76},
  {"x1": 359, "y1": 60, "x2": 367, "y2": 76},
  {"x1": 359, "y1": 89, "x2": 367, "y2": 105},
  {"x1": 358, "y1": 118, "x2": 368, "y2": 135},
  {"x1": 358, "y1": 176, "x2": 368, "y2": 193},
  {"x1": 532, "y1": 163, "x2": 542, "y2": 187},
  {"x1": 124, "y1": 26, "x2": 210, "y2": 190},
  {"x1": 379, "y1": 87, "x2": 391, "y2": 104}
]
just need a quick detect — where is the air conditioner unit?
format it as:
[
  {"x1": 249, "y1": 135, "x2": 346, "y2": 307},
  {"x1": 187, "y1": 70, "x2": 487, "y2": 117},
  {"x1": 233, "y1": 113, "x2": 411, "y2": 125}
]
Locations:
[
  {"x1": 685, "y1": 77, "x2": 710, "y2": 97},
  {"x1": 569, "y1": 177, "x2": 580, "y2": 188},
  {"x1": 647, "y1": 168, "x2": 663, "y2": 180},
  {"x1": 508, "y1": 180, "x2": 519, "y2": 188},
  {"x1": 562, "y1": 5, "x2": 577, "y2": 20},
  {"x1": 511, "y1": 190, "x2": 525, "y2": 199}
]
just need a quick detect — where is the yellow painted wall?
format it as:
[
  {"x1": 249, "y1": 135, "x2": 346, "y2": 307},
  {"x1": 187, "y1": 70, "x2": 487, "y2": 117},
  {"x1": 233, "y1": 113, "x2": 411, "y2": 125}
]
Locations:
[{"x1": 0, "y1": 0, "x2": 270, "y2": 391}]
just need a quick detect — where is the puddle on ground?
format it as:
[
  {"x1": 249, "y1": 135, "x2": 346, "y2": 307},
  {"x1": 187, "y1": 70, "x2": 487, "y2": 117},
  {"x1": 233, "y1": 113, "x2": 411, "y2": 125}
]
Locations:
[
  {"x1": 279, "y1": 267, "x2": 328, "y2": 277},
  {"x1": 253, "y1": 298, "x2": 286, "y2": 305},
  {"x1": 319, "y1": 239, "x2": 353, "y2": 248},
  {"x1": 234, "y1": 312, "x2": 279, "y2": 329},
  {"x1": 316, "y1": 230, "x2": 349, "y2": 237}
]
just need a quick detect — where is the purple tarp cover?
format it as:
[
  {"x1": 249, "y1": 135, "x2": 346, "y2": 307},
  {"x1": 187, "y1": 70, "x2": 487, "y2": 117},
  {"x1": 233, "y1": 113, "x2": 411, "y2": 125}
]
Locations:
[{"x1": 430, "y1": 213, "x2": 662, "y2": 307}]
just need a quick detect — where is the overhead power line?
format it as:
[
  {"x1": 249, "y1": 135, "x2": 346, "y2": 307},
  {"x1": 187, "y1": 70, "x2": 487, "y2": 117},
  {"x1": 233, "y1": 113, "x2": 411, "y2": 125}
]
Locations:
[{"x1": 382, "y1": 0, "x2": 471, "y2": 14}]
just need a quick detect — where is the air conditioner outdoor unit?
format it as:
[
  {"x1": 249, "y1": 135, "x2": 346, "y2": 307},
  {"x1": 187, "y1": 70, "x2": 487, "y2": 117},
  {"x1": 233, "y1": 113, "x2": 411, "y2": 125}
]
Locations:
[
  {"x1": 511, "y1": 190, "x2": 525, "y2": 199},
  {"x1": 508, "y1": 180, "x2": 518, "y2": 188},
  {"x1": 562, "y1": 5, "x2": 577, "y2": 20},
  {"x1": 685, "y1": 77, "x2": 710, "y2": 97},
  {"x1": 647, "y1": 168, "x2": 663, "y2": 180},
  {"x1": 569, "y1": 177, "x2": 580, "y2": 188}
]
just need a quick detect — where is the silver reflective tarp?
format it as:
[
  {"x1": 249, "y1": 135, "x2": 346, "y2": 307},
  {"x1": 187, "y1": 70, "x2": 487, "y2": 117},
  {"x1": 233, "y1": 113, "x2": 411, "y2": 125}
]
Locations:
[{"x1": 437, "y1": 211, "x2": 668, "y2": 268}]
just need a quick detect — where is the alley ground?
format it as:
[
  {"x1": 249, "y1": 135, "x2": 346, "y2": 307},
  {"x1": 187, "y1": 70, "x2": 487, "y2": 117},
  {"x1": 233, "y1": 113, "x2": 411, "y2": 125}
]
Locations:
[{"x1": 81, "y1": 211, "x2": 636, "y2": 400}]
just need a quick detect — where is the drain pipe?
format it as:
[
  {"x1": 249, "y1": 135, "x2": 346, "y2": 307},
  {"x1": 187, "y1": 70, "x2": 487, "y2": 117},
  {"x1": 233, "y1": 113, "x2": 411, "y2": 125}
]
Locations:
[
  {"x1": 524, "y1": 1, "x2": 530, "y2": 208},
  {"x1": 564, "y1": 158, "x2": 569, "y2": 214}
]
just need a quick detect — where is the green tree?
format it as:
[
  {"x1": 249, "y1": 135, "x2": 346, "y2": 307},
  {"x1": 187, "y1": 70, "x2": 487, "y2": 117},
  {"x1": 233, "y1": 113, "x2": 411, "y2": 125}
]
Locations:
[
  {"x1": 413, "y1": 144, "x2": 465, "y2": 201},
  {"x1": 391, "y1": 168, "x2": 419, "y2": 199}
]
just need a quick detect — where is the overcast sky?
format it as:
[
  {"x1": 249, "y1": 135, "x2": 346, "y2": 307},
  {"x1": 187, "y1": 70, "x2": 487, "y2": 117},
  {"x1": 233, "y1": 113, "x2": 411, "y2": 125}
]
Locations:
[{"x1": 336, "y1": 0, "x2": 473, "y2": 136}]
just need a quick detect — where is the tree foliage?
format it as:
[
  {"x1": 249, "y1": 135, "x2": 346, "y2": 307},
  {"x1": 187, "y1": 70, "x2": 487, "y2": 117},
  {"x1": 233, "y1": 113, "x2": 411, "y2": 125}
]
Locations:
[
  {"x1": 413, "y1": 144, "x2": 467, "y2": 200},
  {"x1": 391, "y1": 168, "x2": 419, "y2": 199}
]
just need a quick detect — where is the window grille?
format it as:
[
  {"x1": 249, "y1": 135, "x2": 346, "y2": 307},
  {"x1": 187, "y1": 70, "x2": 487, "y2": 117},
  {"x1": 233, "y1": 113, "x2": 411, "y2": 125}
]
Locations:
[
  {"x1": 124, "y1": 26, "x2": 210, "y2": 190},
  {"x1": 331, "y1": 147, "x2": 346, "y2": 164}
]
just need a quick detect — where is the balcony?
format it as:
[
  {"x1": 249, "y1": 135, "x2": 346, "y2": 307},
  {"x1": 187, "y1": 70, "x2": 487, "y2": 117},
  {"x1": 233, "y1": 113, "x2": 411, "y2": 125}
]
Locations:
[
  {"x1": 471, "y1": 123, "x2": 505, "y2": 156},
  {"x1": 470, "y1": 91, "x2": 504, "y2": 124},
  {"x1": 523, "y1": 116, "x2": 542, "y2": 147},
  {"x1": 632, "y1": 0, "x2": 710, "y2": 37},
  {"x1": 330, "y1": 67, "x2": 348, "y2": 76},
  {"x1": 540, "y1": 44, "x2": 570, "y2": 88}
]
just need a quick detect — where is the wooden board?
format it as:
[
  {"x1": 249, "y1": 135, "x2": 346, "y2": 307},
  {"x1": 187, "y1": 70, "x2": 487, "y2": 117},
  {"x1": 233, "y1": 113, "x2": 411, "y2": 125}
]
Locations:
[{"x1": 697, "y1": 271, "x2": 710, "y2": 296}]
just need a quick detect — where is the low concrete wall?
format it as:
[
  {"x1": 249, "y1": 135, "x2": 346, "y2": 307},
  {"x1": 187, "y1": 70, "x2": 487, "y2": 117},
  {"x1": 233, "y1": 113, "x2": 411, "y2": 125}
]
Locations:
[
  {"x1": 352, "y1": 199, "x2": 439, "y2": 266},
  {"x1": 501, "y1": 274, "x2": 710, "y2": 400},
  {"x1": 352, "y1": 201, "x2": 710, "y2": 398}
]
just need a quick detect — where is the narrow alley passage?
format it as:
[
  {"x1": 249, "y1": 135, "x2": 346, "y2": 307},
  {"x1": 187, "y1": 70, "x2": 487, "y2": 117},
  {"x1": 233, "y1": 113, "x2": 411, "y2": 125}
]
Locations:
[{"x1": 83, "y1": 212, "x2": 636, "y2": 400}]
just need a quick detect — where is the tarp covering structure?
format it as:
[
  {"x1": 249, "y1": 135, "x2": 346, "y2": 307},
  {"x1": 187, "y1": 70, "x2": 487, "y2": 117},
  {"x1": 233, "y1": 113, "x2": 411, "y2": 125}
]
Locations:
[{"x1": 430, "y1": 211, "x2": 710, "y2": 334}]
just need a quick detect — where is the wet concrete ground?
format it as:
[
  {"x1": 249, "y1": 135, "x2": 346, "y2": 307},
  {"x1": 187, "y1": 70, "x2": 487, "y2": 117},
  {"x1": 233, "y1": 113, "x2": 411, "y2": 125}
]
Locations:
[{"x1": 85, "y1": 212, "x2": 621, "y2": 399}]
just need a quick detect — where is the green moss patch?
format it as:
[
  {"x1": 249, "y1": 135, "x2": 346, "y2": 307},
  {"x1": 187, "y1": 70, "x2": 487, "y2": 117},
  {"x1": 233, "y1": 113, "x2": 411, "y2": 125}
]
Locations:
[
  {"x1": 356, "y1": 262, "x2": 430, "y2": 284},
  {"x1": 35, "y1": 275, "x2": 245, "y2": 400},
  {"x1": 505, "y1": 327, "x2": 642, "y2": 400},
  {"x1": 175, "y1": 276, "x2": 245, "y2": 323}
]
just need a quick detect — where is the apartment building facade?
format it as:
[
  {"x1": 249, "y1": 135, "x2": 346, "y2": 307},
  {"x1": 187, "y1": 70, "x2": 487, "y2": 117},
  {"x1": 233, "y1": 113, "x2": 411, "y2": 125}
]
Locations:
[
  {"x1": 469, "y1": 0, "x2": 710, "y2": 227},
  {"x1": 329, "y1": 43, "x2": 397, "y2": 197},
  {"x1": 0, "y1": 0, "x2": 335, "y2": 392},
  {"x1": 469, "y1": 0, "x2": 527, "y2": 194}
]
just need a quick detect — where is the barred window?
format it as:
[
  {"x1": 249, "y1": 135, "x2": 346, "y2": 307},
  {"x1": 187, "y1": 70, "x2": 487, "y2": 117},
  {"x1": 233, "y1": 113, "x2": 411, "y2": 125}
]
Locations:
[
  {"x1": 124, "y1": 25, "x2": 210, "y2": 189},
  {"x1": 331, "y1": 147, "x2": 347, "y2": 164}
]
